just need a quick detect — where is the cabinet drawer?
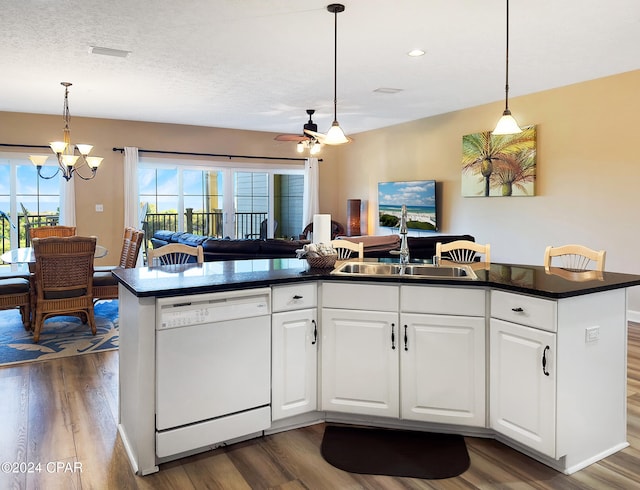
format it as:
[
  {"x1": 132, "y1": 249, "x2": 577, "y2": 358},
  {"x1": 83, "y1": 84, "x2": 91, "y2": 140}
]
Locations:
[
  {"x1": 322, "y1": 282, "x2": 399, "y2": 311},
  {"x1": 401, "y1": 285, "x2": 485, "y2": 316},
  {"x1": 491, "y1": 290, "x2": 557, "y2": 332},
  {"x1": 272, "y1": 283, "x2": 317, "y2": 312}
]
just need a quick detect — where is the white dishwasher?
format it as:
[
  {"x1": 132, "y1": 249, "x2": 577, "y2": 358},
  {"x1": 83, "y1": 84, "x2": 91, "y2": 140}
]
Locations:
[{"x1": 155, "y1": 288, "x2": 271, "y2": 458}]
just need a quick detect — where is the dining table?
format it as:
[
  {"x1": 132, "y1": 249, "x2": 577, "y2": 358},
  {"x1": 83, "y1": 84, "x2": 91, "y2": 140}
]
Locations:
[{"x1": 1, "y1": 245, "x2": 108, "y2": 265}]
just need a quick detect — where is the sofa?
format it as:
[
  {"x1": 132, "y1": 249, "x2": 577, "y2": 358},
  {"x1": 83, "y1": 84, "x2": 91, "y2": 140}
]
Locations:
[{"x1": 151, "y1": 230, "x2": 475, "y2": 262}]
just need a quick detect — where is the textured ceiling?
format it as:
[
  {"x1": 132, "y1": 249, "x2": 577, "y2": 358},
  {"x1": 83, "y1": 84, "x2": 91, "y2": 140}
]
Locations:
[{"x1": 1, "y1": 0, "x2": 639, "y2": 137}]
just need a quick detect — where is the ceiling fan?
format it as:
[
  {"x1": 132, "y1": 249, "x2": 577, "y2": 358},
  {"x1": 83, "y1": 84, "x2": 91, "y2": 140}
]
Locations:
[{"x1": 275, "y1": 109, "x2": 322, "y2": 154}]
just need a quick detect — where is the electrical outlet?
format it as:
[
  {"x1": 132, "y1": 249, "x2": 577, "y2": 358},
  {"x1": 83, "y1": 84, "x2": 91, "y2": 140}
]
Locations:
[
  {"x1": 95, "y1": 204, "x2": 104, "y2": 212},
  {"x1": 585, "y1": 326, "x2": 600, "y2": 343}
]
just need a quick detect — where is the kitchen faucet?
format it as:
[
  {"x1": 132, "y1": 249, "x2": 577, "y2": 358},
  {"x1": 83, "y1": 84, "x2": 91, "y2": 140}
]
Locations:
[{"x1": 399, "y1": 204, "x2": 410, "y2": 265}]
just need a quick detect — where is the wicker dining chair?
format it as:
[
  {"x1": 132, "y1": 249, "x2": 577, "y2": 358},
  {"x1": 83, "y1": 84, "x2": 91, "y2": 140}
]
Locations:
[
  {"x1": 29, "y1": 225, "x2": 77, "y2": 239},
  {"x1": 31, "y1": 236, "x2": 97, "y2": 342},
  {"x1": 0, "y1": 277, "x2": 31, "y2": 330},
  {"x1": 147, "y1": 243, "x2": 204, "y2": 265},
  {"x1": 93, "y1": 227, "x2": 144, "y2": 301}
]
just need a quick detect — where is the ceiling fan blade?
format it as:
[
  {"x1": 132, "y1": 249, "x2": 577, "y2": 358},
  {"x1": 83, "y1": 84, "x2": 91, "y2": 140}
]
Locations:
[
  {"x1": 275, "y1": 134, "x2": 308, "y2": 142},
  {"x1": 304, "y1": 129, "x2": 325, "y2": 141},
  {"x1": 304, "y1": 129, "x2": 354, "y2": 143}
]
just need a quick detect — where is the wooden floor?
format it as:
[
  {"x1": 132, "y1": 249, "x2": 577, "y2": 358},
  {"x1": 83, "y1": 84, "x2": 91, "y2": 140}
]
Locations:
[{"x1": 1, "y1": 323, "x2": 640, "y2": 490}]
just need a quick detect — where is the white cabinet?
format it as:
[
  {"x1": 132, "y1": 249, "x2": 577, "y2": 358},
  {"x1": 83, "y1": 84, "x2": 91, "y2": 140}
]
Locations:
[
  {"x1": 321, "y1": 283, "x2": 486, "y2": 426},
  {"x1": 271, "y1": 283, "x2": 318, "y2": 421},
  {"x1": 321, "y1": 282, "x2": 400, "y2": 417},
  {"x1": 489, "y1": 289, "x2": 628, "y2": 471},
  {"x1": 400, "y1": 286, "x2": 486, "y2": 426},
  {"x1": 401, "y1": 313, "x2": 485, "y2": 426},
  {"x1": 490, "y1": 317, "x2": 556, "y2": 456}
]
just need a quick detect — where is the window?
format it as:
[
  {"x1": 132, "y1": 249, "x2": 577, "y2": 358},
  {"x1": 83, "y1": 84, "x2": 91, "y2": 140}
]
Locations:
[
  {"x1": 0, "y1": 155, "x2": 62, "y2": 252},
  {"x1": 139, "y1": 158, "x2": 304, "y2": 240}
]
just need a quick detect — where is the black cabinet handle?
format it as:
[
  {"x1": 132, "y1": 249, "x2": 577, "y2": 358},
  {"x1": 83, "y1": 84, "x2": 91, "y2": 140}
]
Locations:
[
  {"x1": 293, "y1": 295, "x2": 303, "y2": 300},
  {"x1": 542, "y1": 345, "x2": 550, "y2": 376},
  {"x1": 391, "y1": 323, "x2": 396, "y2": 350},
  {"x1": 512, "y1": 307, "x2": 524, "y2": 312},
  {"x1": 311, "y1": 319, "x2": 317, "y2": 345},
  {"x1": 404, "y1": 325, "x2": 408, "y2": 351}
]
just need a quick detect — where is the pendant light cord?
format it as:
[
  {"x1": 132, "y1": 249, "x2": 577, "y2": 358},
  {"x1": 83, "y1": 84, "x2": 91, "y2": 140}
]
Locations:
[
  {"x1": 504, "y1": 0, "x2": 511, "y2": 112},
  {"x1": 333, "y1": 7, "x2": 338, "y2": 123}
]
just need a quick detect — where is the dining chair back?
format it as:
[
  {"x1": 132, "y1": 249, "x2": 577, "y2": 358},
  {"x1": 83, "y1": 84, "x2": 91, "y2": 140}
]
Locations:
[
  {"x1": 435, "y1": 240, "x2": 491, "y2": 264},
  {"x1": 93, "y1": 227, "x2": 145, "y2": 301},
  {"x1": 543, "y1": 244, "x2": 605, "y2": 271},
  {"x1": 32, "y1": 236, "x2": 97, "y2": 342},
  {"x1": 331, "y1": 239, "x2": 364, "y2": 260},
  {"x1": 147, "y1": 243, "x2": 204, "y2": 265},
  {"x1": 29, "y1": 225, "x2": 77, "y2": 239}
]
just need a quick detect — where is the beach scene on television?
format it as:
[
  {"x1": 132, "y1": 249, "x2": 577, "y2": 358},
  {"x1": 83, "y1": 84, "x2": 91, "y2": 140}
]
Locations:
[{"x1": 378, "y1": 180, "x2": 437, "y2": 231}]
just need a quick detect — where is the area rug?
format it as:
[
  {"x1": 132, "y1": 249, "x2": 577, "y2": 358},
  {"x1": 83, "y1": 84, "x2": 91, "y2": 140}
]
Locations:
[
  {"x1": 0, "y1": 300, "x2": 118, "y2": 366},
  {"x1": 321, "y1": 424, "x2": 470, "y2": 480}
]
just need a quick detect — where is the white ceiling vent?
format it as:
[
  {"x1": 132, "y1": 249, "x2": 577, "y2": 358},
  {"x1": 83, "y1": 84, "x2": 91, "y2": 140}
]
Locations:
[{"x1": 89, "y1": 46, "x2": 131, "y2": 58}]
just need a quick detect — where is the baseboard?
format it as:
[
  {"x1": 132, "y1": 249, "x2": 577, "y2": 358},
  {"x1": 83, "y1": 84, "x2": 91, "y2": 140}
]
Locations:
[{"x1": 628, "y1": 309, "x2": 640, "y2": 323}]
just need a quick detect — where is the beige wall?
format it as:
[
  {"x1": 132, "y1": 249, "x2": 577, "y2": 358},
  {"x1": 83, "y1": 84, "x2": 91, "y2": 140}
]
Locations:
[
  {"x1": 2, "y1": 70, "x2": 639, "y2": 312},
  {"x1": 324, "y1": 69, "x2": 640, "y2": 313}
]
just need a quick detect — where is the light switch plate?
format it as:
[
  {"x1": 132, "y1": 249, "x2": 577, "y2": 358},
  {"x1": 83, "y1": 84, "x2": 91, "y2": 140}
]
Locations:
[{"x1": 95, "y1": 204, "x2": 104, "y2": 212}]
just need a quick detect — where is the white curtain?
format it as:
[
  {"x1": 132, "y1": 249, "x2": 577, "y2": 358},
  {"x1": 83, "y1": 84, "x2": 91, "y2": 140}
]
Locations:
[
  {"x1": 123, "y1": 147, "x2": 139, "y2": 228},
  {"x1": 303, "y1": 157, "x2": 319, "y2": 231},
  {"x1": 123, "y1": 147, "x2": 144, "y2": 265},
  {"x1": 59, "y1": 176, "x2": 76, "y2": 226}
]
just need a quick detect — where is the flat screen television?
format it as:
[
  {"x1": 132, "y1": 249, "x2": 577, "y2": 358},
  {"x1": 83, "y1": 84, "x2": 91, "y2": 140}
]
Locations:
[{"x1": 378, "y1": 180, "x2": 438, "y2": 231}]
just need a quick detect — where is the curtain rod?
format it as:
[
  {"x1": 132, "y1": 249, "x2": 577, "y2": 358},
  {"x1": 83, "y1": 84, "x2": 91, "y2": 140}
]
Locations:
[
  {"x1": 112, "y1": 147, "x2": 322, "y2": 162},
  {"x1": 0, "y1": 143, "x2": 50, "y2": 150}
]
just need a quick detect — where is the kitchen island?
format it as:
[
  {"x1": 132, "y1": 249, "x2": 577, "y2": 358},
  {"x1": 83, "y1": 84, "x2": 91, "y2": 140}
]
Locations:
[{"x1": 113, "y1": 258, "x2": 640, "y2": 476}]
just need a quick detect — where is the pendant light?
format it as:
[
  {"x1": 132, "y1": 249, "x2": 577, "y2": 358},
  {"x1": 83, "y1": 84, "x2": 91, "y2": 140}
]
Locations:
[
  {"x1": 324, "y1": 3, "x2": 349, "y2": 145},
  {"x1": 492, "y1": 0, "x2": 522, "y2": 135}
]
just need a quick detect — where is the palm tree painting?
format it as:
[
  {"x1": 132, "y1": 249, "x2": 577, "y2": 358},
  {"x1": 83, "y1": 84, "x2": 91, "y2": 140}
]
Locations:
[{"x1": 461, "y1": 125, "x2": 536, "y2": 196}]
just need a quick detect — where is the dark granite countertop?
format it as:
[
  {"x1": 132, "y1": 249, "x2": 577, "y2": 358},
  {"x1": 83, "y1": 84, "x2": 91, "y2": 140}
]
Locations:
[{"x1": 112, "y1": 258, "x2": 640, "y2": 300}]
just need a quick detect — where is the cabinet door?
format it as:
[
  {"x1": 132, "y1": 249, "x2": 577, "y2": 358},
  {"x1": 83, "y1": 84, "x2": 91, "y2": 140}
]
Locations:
[
  {"x1": 272, "y1": 309, "x2": 317, "y2": 421},
  {"x1": 490, "y1": 318, "x2": 557, "y2": 457},
  {"x1": 401, "y1": 313, "x2": 485, "y2": 426},
  {"x1": 321, "y1": 308, "x2": 399, "y2": 417}
]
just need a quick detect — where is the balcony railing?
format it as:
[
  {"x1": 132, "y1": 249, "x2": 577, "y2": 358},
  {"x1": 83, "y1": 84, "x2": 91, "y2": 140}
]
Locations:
[
  {"x1": 143, "y1": 210, "x2": 269, "y2": 241},
  {"x1": 1, "y1": 214, "x2": 60, "y2": 255}
]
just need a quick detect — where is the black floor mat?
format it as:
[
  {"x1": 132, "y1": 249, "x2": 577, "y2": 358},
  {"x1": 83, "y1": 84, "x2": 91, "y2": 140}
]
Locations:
[{"x1": 320, "y1": 425, "x2": 470, "y2": 480}]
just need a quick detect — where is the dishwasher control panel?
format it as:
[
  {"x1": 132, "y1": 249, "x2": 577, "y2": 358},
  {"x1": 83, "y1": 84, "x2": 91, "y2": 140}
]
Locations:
[{"x1": 156, "y1": 288, "x2": 271, "y2": 330}]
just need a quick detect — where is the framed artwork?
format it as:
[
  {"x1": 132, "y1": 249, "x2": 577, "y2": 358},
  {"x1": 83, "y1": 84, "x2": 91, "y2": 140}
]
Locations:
[
  {"x1": 378, "y1": 180, "x2": 438, "y2": 231},
  {"x1": 461, "y1": 125, "x2": 536, "y2": 197}
]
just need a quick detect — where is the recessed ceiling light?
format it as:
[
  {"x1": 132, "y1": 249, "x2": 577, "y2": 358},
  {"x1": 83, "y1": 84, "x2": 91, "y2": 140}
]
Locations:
[
  {"x1": 373, "y1": 87, "x2": 404, "y2": 94},
  {"x1": 89, "y1": 46, "x2": 131, "y2": 58},
  {"x1": 407, "y1": 49, "x2": 425, "y2": 57}
]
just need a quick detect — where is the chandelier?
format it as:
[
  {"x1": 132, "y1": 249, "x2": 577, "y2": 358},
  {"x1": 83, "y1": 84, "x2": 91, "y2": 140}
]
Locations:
[{"x1": 29, "y1": 82, "x2": 103, "y2": 181}]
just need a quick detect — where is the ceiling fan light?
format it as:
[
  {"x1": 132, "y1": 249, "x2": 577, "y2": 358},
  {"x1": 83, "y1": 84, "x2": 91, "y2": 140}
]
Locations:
[
  {"x1": 297, "y1": 141, "x2": 304, "y2": 153},
  {"x1": 492, "y1": 110, "x2": 522, "y2": 135},
  {"x1": 324, "y1": 121, "x2": 349, "y2": 145},
  {"x1": 310, "y1": 141, "x2": 322, "y2": 155}
]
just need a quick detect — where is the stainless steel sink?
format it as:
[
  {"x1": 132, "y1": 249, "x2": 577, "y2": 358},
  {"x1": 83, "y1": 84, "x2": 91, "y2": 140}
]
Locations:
[{"x1": 331, "y1": 261, "x2": 478, "y2": 280}]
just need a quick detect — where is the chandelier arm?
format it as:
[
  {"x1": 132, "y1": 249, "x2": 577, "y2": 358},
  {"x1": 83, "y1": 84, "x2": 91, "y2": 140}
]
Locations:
[{"x1": 35, "y1": 165, "x2": 61, "y2": 180}]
